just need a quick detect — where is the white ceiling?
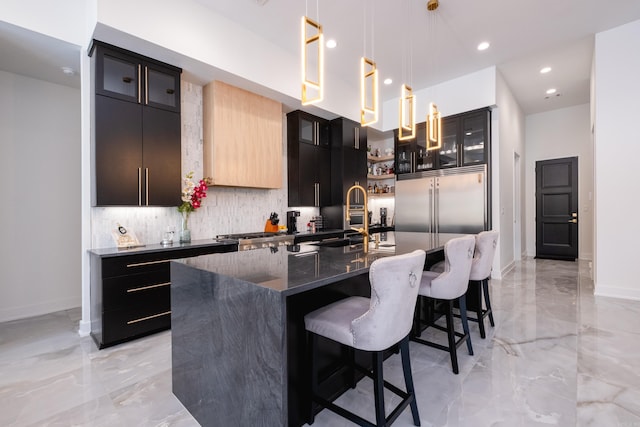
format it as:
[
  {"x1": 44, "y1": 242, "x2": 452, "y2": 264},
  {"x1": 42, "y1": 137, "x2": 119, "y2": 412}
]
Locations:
[
  {"x1": 193, "y1": 0, "x2": 640, "y2": 115},
  {"x1": 1, "y1": 0, "x2": 640, "y2": 116}
]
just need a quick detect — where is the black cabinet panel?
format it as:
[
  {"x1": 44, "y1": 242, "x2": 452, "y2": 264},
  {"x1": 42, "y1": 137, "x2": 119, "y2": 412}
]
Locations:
[
  {"x1": 94, "y1": 95, "x2": 143, "y2": 206},
  {"x1": 287, "y1": 110, "x2": 331, "y2": 207},
  {"x1": 143, "y1": 107, "x2": 181, "y2": 206}
]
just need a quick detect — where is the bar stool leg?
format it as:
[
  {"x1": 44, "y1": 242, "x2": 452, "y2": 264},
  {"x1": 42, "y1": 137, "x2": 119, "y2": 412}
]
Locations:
[
  {"x1": 483, "y1": 279, "x2": 495, "y2": 327},
  {"x1": 373, "y1": 351, "x2": 385, "y2": 426},
  {"x1": 458, "y1": 295, "x2": 473, "y2": 356},
  {"x1": 445, "y1": 301, "x2": 458, "y2": 375},
  {"x1": 400, "y1": 336, "x2": 421, "y2": 426},
  {"x1": 474, "y1": 280, "x2": 486, "y2": 339}
]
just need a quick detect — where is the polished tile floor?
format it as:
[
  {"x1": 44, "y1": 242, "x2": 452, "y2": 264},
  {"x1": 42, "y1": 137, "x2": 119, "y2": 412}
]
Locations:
[{"x1": 1, "y1": 258, "x2": 639, "y2": 426}]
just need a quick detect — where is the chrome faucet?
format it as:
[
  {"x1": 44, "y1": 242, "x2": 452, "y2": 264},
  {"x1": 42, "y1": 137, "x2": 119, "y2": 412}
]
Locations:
[{"x1": 345, "y1": 184, "x2": 369, "y2": 253}]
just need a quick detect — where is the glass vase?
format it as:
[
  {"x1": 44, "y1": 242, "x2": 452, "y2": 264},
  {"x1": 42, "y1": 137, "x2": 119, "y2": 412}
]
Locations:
[{"x1": 179, "y1": 211, "x2": 191, "y2": 243}]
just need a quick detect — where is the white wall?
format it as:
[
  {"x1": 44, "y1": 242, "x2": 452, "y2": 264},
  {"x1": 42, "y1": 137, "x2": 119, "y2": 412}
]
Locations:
[
  {"x1": 0, "y1": 71, "x2": 81, "y2": 321},
  {"x1": 0, "y1": 0, "x2": 87, "y2": 46},
  {"x1": 593, "y1": 19, "x2": 640, "y2": 300},
  {"x1": 381, "y1": 67, "x2": 497, "y2": 132},
  {"x1": 524, "y1": 104, "x2": 593, "y2": 260},
  {"x1": 494, "y1": 71, "x2": 526, "y2": 276}
]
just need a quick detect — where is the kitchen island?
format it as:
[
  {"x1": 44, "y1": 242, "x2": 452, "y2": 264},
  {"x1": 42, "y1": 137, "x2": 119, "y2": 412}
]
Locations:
[{"x1": 171, "y1": 232, "x2": 462, "y2": 427}]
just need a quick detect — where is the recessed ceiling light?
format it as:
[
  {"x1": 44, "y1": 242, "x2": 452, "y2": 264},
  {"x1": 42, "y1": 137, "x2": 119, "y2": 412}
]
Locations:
[
  {"x1": 61, "y1": 67, "x2": 75, "y2": 76},
  {"x1": 540, "y1": 66, "x2": 552, "y2": 74},
  {"x1": 546, "y1": 88, "x2": 557, "y2": 95},
  {"x1": 383, "y1": 78, "x2": 393, "y2": 85},
  {"x1": 477, "y1": 41, "x2": 490, "y2": 51},
  {"x1": 326, "y1": 39, "x2": 337, "y2": 49}
]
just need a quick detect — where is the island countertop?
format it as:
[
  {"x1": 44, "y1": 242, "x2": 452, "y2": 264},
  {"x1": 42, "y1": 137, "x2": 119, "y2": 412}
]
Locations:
[{"x1": 178, "y1": 231, "x2": 462, "y2": 296}]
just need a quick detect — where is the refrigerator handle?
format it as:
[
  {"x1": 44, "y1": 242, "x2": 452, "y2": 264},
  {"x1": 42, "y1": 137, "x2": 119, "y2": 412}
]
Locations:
[
  {"x1": 434, "y1": 180, "x2": 439, "y2": 235},
  {"x1": 428, "y1": 183, "x2": 433, "y2": 234}
]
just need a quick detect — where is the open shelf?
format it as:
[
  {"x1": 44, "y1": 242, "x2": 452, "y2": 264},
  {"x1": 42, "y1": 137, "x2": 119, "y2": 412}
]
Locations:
[
  {"x1": 368, "y1": 154, "x2": 394, "y2": 163},
  {"x1": 367, "y1": 173, "x2": 395, "y2": 180}
]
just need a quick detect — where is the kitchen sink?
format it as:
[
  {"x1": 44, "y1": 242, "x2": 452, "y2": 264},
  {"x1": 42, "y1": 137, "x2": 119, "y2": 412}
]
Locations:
[{"x1": 310, "y1": 238, "x2": 354, "y2": 248}]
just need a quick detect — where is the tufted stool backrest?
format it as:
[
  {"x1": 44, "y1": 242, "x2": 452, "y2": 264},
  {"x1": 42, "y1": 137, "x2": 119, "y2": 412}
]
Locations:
[{"x1": 351, "y1": 250, "x2": 426, "y2": 351}]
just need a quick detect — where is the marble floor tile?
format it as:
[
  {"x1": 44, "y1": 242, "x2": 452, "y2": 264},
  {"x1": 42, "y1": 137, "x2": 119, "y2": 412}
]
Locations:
[{"x1": 1, "y1": 258, "x2": 639, "y2": 426}]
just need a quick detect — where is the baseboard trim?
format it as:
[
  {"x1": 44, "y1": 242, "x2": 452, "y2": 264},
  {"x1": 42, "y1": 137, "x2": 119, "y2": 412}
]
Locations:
[
  {"x1": 594, "y1": 285, "x2": 640, "y2": 301},
  {"x1": 497, "y1": 260, "x2": 515, "y2": 279},
  {"x1": 0, "y1": 296, "x2": 81, "y2": 323},
  {"x1": 78, "y1": 319, "x2": 91, "y2": 336}
]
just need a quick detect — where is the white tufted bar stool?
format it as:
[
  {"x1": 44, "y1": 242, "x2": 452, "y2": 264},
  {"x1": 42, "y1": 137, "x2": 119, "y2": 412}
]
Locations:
[
  {"x1": 304, "y1": 250, "x2": 426, "y2": 427},
  {"x1": 467, "y1": 230, "x2": 499, "y2": 338},
  {"x1": 412, "y1": 235, "x2": 475, "y2": 375},
  {"x1": 430, "y1": 230, "x2": 499, "y2": 339}
]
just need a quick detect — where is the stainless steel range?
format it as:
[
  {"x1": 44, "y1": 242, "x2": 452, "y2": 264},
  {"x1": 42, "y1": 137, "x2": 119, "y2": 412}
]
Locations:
[{"x1": 216, "y1": 232, "x2": 295, "y2": 251}]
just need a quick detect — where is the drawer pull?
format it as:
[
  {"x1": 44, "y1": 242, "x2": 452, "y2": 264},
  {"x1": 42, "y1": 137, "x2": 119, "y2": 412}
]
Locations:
[
  {"x1": 127, "y1": 282, "x2": 170, "y2": 293},
  {"x1": 126, "y1": 259, "x2": 171, "y2": 268},
  {"x1": 127, "y1": 311, "x2": 171, "y2": 325}
]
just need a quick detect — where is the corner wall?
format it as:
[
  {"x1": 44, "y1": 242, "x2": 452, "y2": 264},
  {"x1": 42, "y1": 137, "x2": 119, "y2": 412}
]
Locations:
[
  {"x1": 593, "y1": 19, "x2": 640, "y2": 300},
  {"x1": 0, "y1": 71, "x2": 81, "y2": 321},
  {"x1": 494, "y1": 71, "x2": 526, "y2": 276}
]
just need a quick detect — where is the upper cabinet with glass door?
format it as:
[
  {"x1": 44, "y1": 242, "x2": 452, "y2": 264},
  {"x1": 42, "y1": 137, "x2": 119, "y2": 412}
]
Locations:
[
  {"x1": 439, "y1": 108, "x2": 490, "y2": 168},
  {"x1": 92, "y1": 41, "x2": 181, "y2": 113}
]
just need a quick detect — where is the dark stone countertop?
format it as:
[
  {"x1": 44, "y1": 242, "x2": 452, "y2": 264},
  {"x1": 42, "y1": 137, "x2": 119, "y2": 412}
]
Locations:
[
  {"x1": 88, "y1": 238, "x2": 238, "y2": 258},
  {"x1": 179, "y1": 231, "x2": 463, "y2": 297}
]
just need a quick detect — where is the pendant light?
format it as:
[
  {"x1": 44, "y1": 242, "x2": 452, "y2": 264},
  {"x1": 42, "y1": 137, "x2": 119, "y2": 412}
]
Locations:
[
  {"x1": 426, "y1": 102, "x2": 442, "y2": 150},
  {"x1": 301, "y1": 1, "x2": 324, "y2": 105},
  {"x1": 360, "y1": 0, "x2": 378, "y2": 127},
  {"x1": 399, "y1": 0, "x2": 416, "y2": 140},
  {"x1": 426, "y1": 0, "x2": 442, "y2": 150}
]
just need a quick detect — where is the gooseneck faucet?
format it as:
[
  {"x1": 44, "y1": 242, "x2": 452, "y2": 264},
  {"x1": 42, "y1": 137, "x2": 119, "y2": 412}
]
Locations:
[{"x1": 345, "y1": 184, "x2": 369, "y2": 253}]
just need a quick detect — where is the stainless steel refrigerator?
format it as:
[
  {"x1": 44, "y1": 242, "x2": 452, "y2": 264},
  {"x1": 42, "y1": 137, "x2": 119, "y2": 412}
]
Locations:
[{"x1": 394, "y1": 164, "x2": 488, "y2": 234}]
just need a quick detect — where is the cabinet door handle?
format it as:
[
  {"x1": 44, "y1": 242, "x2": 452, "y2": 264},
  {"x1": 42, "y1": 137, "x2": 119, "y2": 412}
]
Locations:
[
  {"x1": 144, "y1": 66, "x2": 149, "y2": 105},
  {"x1": 315, "y1": 183, "x2": 320, "y2": 206},
  {"x1": 127, "y1": 259, "x2": 171, "y2": 268},
  {"x1": 145, "y1": 168, "x2": 149, "y2": 205},
  {"x1": 314, "y1": 122, "x2": 319, "y2": 146},
  {"x1": 127, "y1": 282, "x2": 171, "y2": 293},
  {"x1": 137, "y1": 64, "x2": 141, "y2": 104},
  {"x1": 354, "y1": 128, "x2": 359, "y2": 149},
  {"x1": 138, "y1": 167, "x2": 142, "y2": 206},
  {"x1": 127, "y1": 311, "x2": 171, "y2": 325}
]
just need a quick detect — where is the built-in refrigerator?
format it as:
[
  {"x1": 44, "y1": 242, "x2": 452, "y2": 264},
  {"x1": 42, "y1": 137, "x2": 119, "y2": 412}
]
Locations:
[{"x1": 394, "y1": 164, "x2": 489, "y2": 234}]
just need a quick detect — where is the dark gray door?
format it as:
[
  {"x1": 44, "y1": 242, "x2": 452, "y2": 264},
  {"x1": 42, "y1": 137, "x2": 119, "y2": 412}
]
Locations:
[{"x1": 535, "y1": 157, "x2": 578, "y2": 260}]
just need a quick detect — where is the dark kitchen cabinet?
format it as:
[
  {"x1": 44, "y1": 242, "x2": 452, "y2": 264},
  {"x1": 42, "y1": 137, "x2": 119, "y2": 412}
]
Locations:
[
  {"x1": 287, "y1": 111, "x2": 331, "y2": 207},
  {"x1": 90, "y1": 243, "x2": 237, "y2": 349},
  {"x1": 395, "y1": 108, "x2": 490, "y2": 174},
  {"x1": 93, "y1": 41, "x2": 180, "y2": 113},
  {"x1": 439, "y1": 108, "x2": 490, "y2": 169},
  {"x1": 291, "y1": 110, "x2": 330, "y2": 148},
  {"x1": 90, "y1": 41, "x2": 182, "y2": 206},
  {"x1": 330, "y1": 118, "x2": 368, "y2": 205},
  {"x1": 395, "y1": 122, "x2": 436, "y2": 175}
]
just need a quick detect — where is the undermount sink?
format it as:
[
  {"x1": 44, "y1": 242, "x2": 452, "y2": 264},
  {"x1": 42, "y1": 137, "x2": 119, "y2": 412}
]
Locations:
[{"x1": 310, "y1": 239, "x2": 355, "y2": 248}]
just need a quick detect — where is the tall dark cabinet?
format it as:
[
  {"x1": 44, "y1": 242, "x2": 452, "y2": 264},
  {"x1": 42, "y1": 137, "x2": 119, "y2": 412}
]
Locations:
[
  {"x1": 90, "y1": 41, "x2": 182, "y2": 206},
  {"x1": 329, "y1": 118, "x2": 368, "y2": 206},
  {"x1": 287, "y1": 110, "x2": 331, "y2": 207}
]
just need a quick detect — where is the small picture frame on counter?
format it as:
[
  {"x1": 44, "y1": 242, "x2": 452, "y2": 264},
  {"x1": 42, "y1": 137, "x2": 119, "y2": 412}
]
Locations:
[{"x1": 112, "y1": 223, "x2": 143, "y2": 249}]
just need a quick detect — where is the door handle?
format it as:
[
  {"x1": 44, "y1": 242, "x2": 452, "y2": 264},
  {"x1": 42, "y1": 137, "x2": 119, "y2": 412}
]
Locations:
[{"x1": 568, "y1": 219, "x2": 577, "y2": 223}]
